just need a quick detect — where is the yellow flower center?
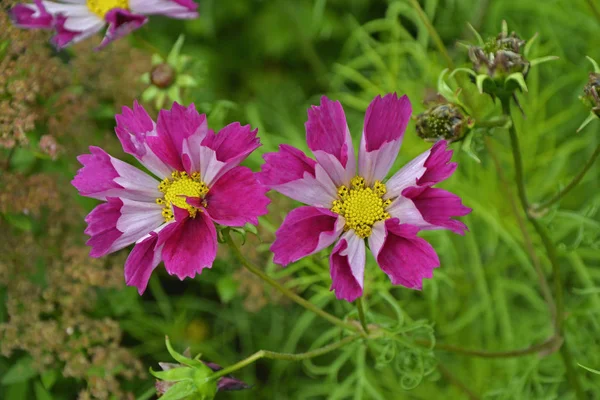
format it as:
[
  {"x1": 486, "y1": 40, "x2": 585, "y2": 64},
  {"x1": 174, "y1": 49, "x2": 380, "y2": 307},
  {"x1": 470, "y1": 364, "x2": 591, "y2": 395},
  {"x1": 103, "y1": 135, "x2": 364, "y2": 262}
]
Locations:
[
  {"x1": 86, "y1": 0, "x2": 129, "y2": 18},
  {"x1": 156, "y1": 171, "x2": 209, "y2": 222},
  {"x1": 331, "y1": 176, "x2": 391, "y2": 239}
]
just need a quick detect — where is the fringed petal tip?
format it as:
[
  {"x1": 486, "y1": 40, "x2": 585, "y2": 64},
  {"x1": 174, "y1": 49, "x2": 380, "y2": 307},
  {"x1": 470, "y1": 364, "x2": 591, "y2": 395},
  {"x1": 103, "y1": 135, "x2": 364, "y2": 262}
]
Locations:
[
  {"x1": 329, "y1": 234, "x2": 365, "y2": 302},
  {"x1": 363, "y1": 93, "x2": 412, "y2": 152},
  {"x1": 402, "y1": 187, "x2": 471, "y2": 235}
]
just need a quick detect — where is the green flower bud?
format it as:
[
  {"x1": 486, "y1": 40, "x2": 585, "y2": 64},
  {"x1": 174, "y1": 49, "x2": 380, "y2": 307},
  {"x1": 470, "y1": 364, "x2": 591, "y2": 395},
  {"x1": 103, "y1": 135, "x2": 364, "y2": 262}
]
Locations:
[
  {"x1": 151, "y1": 63, "x2": 177, "y2": 89},
  {"x1": 152, "y1": 337, "x2": 249, "y2": 400},
  {"x1": 141, "y1": 35, "x2": 200, "y2": 109},
  {"x1": 416, "y1": 102, "x2": 474, "y2": 143},
  {"x1": 459, "y1": 21, "x2": 557, "y2": 99}
]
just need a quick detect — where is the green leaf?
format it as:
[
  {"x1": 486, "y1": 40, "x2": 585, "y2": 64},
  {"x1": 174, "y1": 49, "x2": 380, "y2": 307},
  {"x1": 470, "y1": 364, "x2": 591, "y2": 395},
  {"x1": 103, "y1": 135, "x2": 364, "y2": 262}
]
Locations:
[
  {"x1": 160, "y1": 380, "x2": 198, "y2": 400},
  {"x1": 164, "y1": 337, "x2": 206, "y2": 369},
  {"x1": 586, "y1": 56, "x2": 600, "y2": 74},
  {"x1": 576, "y1": 112, "x2": 597, "y2": 133},
  {"x1": 2, "y1": 213, "x2": 34, "y2": 232},
  {"x1": 167, "y1": 35, "x2": 186, "y2": 66},
  {"x1": 524, "y1": 32, "x2": 539, "y2": 57},
  {"x1": 530, "y1": 55, "x2": 559, "y2": 67},
  {"x1": 461, "y1": 133, "x2": 481, "y2": 163},
  {"x1": 40, "y1": 370, "x2": 58, "y2": 390},
  {"x1": 578, "y1": 363, "x2": 600, "y2": 374},
  {"x1": 466, "y1": 23, "x2": 483, "y2": 45},
  {"x1": 34, "y1": 382, "x2": 53, "y2": 400},
  {"x1": 475, "y1": 74, "x2": 490, "y2": 94},
  {"x1": 505, "y1": 72, "x2": 528, "y2": 92},
  {"x1": 1, "y1": 356, "x2": 37, "y2": 385},
  {"x1": 216, "y1": 275, "x2": 239, "y2": 304},
  {"x1": 150, "y1": 366, "x2": 194, "y2": 382}
]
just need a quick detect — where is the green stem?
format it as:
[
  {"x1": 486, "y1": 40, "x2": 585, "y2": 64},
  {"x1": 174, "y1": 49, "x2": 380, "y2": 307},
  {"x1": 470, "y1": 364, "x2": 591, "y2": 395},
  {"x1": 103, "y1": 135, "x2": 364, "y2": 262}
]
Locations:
[
  {"x1": 407, "y1": 0, "x2": 454, "y2": 69},
  {"x1": 223, "y1": 230, "x2": 364, "y2": 336},
  {"x1": 356, "y1": 297, "x2": 370, "y2": 334},
  {"x1": 500, "y1": 97, "x2": 585, "y2": 399},
  {"x1": 533, "y1": 144, "x2": 600, "y2": 212},
  {"x1": 209, "y1": 334, "x2": 360, "y2": 381},
  {"x1": 423, "y1": 335, "x2": 559, "y2": 358}
]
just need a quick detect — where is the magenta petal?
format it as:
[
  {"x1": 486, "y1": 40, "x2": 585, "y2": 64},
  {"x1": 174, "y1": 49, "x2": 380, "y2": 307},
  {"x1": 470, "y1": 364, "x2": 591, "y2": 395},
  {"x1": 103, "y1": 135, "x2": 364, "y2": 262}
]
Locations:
[
  {"x1": 202, "y1": 122, "x2": 260, "y2": 168},
  {"x1": 148, "y1": 103, "x2": 207, "y2": 171},
  {"x1": 84, "y1": 198, "x2": 123, "y2": 258},
  {"x1": 258, "y1": 144, "x2": 316, "y2": 186},
  {"x1": 205, "y1": 166, "x2": 270, "y2": 227},
  {"x1": 271, "y1": 206, "x2": 342, "y2": 266},
  {"x1": 98, "y1": 9, "x2": 147, "y2": 49},
  {"x1": 124, "y1": 233, "x2": 162, "y2": 295},
  {"x1": 158, "y1": 209, "x2": 217, "y2": 280},
  {"x1": 401, "y1": 187, "x2": 471, "y2": 235},
  {"x1": 375, "y1": 219, "x2": 440, "y2": 289},
  {"x1": 72, "y1": 146, "x2": 122, "y2": 198},
  {"x1": 115, "y1": 101, "x2": 172, "y2": 178},
  {"x1": 257, "y1": 145, "x2": 336, "y2": 207},
  {"x1": 329, "y1": 233, "x2": 365, "y2": 302},
  {"x1": 10, "y1": 1, "x2": 53, "y2": 29},
  {"x1": 417, "y1": 140, "x2": 457, "y2": 186},
  {"x1": 305, "y1": 96, "x2": 355, "y2": 185},
  {"x1": 362, "y1": 93, "x2": 412, "y2": 152}
]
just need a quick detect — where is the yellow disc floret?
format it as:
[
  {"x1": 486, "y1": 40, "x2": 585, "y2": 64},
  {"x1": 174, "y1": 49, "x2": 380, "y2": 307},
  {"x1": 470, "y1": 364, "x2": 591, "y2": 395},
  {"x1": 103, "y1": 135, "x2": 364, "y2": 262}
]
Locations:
[
  {"x1": 156, "y1": 171, "x2": 209, "y2": 222},
  {"x1": 331, "y1": 176, "x2": 391, "y2": 238},
  {"x1": 86, "y1": 0, "x2": 129, "y2": 18}
]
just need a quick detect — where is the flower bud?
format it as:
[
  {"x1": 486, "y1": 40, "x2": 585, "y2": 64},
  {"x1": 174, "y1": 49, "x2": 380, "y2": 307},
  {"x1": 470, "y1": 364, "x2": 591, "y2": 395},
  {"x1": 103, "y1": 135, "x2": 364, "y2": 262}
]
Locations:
[
  {"x1": 581, "y1": 72, "x2": 600, "y2": 117},
  {"x1": 416, "y1": 102, "x2": 473, "y2": 143},
  {"x1": 150, "y1": 63, "x2": 176, "y2": 89}
]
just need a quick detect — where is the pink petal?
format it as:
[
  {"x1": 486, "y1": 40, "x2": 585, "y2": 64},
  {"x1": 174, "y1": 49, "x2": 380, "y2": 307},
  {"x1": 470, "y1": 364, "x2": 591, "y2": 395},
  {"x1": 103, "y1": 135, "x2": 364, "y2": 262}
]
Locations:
[
  {"x1": 372, "y1": 219, "x2": 440, "y2": 290},
  {"x1": 51, "y1": 13, "x2": 105, "y2": 49},
  {"x1": 400, "y1": 187, "x2": 471, "y2": 235},
  {"x1": 158, "y1": 208, "x2": 217, "y2": 280},
  {"x1": 205, "y1": 166, "x2": 270, "y2": 227},
  {"x1": 84, "y1": 197, "x2": 164, "y2": 258},
  {"x1": 305, "y1": 96, "x2": 355, "y2": 186},
  {"x1": 10, "y1": 1, "x2": 53, "y2": 28},
  {"x1": 271, "y1": 206, "x2": 343, "y2": 266},
  {"x1": 98, "y1": 9, "x2": 147, "y2": 49},
  {"x1": 148, "y1": 103, "x2": 207, "y2": 172},
  {"x1": 358, "y1": 93, "x2": 412, "y2": 184},
  {"x1": 329, "y1": 232, "x2": 365, "y2": 302},
  {"x1": 72, "y1": 146, "x2": 161, "y2": 201},
  {"x1": 257, "y1": 145, "x2": 337, "y2": 207},
  {"x1": 129, "y1": 0, "x2": 199, "y2": 18},
  {"x1": 84, "y1": 198, "x2": 123, "y2": 258},
  {"x1": 201, "y1": 122, "x2": 260, "y2": 181},
  {"x1": 125, "y1": 233, "x2": 163, "y2": 295}
]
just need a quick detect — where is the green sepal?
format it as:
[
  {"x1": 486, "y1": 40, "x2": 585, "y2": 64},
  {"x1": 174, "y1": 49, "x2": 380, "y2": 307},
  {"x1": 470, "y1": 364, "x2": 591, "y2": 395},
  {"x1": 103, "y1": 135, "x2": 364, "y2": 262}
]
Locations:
[
  {"x1": 530, "y1": 55, "x2": 559, "y2": 67},
  {"x1": 167, "y1": 35, "x2": 186, "y2": 66},
  {"x1": 505, "y1": 72, "x2": 528, "y2": 92},
  {"x1": 150, "y1": 366, "x2": 195, "y2": 382},
  {"x1": 586, "y1": 56, "x2": 600, "y2": 73},
  {"x1": 466, "y1": 23, "x2": 484, "y2": 45},
  {"x1": 461, "y1": 132, "x2": 481, "y2": 163},
  {"x1": 165, "y1": 336, "x2": 207, "y2": 370},
  {"x1": 576, "y1": 112, "x2": 598, "y2": 133},
  {"x1": 159, "y1": 380, "x2": 199, "y2": 400},
  {"x1": 475, "y1": 74, "x2": 491, "y2": 94},
  {"x1": 151, "y1": 53, "x2": 164, "y2": 66}
]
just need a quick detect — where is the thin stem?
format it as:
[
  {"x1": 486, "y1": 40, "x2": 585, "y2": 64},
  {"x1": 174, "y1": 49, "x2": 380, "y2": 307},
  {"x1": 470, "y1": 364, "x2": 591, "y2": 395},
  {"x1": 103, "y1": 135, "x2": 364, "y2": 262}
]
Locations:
[
  {"x1": 407, "y1": 0, "x2": 454, "y2": 69},
  {"x1": 484, "y1": 137, "x2": 556, "y2": 322},
  {"x1": 501, "y1": 98, "x2": 585, "y2": 399},
  {"x1": 438, "y1": 363, "x2": 481, "y2": 400},
  {"x1": 223, "y1": 230, "x2": 364, "y2": 336},
  {"x1": 586, "y1": 0, "x2": 600, "y2": 24},
  {"x1": 423, "y1": 335, "x2": 559, "y2": 358},
  {"x1": 209, "y1": 334, "x2": 360, "y2": 381},
  {"x1": 356, "y1": 297, "x2": 370, "y2": 334},
  {"x1": 533, "y1": 144, "x2": 600, "y2": 212}
]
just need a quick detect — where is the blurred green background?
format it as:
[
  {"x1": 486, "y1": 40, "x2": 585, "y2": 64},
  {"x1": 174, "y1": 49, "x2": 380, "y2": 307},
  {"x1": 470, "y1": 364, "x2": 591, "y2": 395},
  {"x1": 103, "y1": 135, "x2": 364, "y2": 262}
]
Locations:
[{"x1": 1, "y1": 0, "x2": 599, "y2": 398}]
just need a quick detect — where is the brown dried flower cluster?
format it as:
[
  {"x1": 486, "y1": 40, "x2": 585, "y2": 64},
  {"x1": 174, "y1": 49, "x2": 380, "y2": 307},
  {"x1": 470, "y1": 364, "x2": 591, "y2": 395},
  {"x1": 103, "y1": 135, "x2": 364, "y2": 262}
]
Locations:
[{"x1": 0, "y1": 173, "x2": 62, "y2": 216}]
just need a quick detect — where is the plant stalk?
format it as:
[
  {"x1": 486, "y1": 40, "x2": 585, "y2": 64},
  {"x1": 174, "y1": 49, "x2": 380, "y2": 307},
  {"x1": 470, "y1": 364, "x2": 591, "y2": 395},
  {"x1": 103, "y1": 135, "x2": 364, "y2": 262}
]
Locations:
[
  {"x1": 533, "y1": 143, "x2": 600, "y2": 212},
  {"x1": 209, "y1": 334, "x2": 360, "y2": 381},
  {"x1": 356, "y1": 297, "x2": 370, "y2": 334},
  {"x1": 223, "y1": 229, "x2": 364, "y2": 336}
]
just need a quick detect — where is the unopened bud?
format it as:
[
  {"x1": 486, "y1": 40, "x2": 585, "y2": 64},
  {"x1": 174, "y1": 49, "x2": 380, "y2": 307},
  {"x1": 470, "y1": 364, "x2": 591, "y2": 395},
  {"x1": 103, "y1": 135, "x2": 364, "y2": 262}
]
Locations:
[
  {"x1": 416, "y1": 103, "x2": 473, "y2": 143},
  {"x1": 581, "y1": 72, "x2": 600, "y2": 117},
  {"x1": 150, "y1": 63, "x2": 176, "y2": 89}
]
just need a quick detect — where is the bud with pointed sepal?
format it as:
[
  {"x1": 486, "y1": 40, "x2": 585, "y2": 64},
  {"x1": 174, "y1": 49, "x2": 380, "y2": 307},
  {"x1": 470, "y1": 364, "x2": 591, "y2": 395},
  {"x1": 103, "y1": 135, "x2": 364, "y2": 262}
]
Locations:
[
  {"x1": 416, "y1": 100, "x2": 474, "y2": 143},
  {"x1": 577, "y1": 57, "x2": 600, "y2": 132}
]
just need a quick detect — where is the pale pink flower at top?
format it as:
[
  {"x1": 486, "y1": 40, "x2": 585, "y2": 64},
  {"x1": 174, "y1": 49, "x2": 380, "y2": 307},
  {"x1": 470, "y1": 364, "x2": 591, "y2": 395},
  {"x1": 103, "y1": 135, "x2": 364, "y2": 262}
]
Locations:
[
  {"x1": 10, "y1": 0, "x2": 198, "y2": 49},
  {"x1": 72, "y1": 101, "x2": 270, "y2": 294},
  {"x1": 257, "y1": 94, "x2": 471, "y2": 302}
]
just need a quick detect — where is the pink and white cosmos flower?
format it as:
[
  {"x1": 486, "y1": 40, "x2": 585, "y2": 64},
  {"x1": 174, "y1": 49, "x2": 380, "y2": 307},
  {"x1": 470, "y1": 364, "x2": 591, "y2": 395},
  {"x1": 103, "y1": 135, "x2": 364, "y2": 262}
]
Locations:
[
  {"x1": 72, "y1": 102, "x2": 269, "y2": 294},
  {"x1": 10, "y1": 0, "x2": 198, "y2": 49},
  {"x1": 258, "y1": 93, "x2": 471, "y2": 302}
]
